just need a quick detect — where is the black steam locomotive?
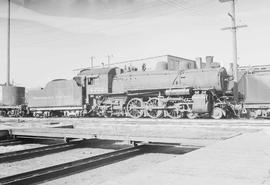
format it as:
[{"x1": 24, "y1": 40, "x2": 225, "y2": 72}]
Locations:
[{"x1": 2, "y1": 55, "x2": 270, "y2": 119}]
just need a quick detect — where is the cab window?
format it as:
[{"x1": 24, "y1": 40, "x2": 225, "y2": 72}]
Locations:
[{"x1": 87, "y1": 78, "x2": 95, "y2": 85}]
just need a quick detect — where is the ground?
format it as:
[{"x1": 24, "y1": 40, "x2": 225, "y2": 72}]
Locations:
[{"x1": 0, "y1": 118, "x2": 270, "y2": 185}]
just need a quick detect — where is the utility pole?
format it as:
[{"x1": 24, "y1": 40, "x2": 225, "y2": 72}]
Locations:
[
  {"x1": 6, "y1": 0, "x2": 11, "y2": 86},
  {"x1": 90, "y1": 56, "x2": 95, "y2": 68},
  {"x1": 219, "y1": 0, "x2": 247, "y2": 102},
  {"x1": 106, "y1": 55, "x2": 113, "y2": 67}
]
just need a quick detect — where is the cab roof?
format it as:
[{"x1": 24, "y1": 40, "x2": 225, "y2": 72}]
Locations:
[{"x1": 78, "y1": 67, "x2": 116, "y2": 76}]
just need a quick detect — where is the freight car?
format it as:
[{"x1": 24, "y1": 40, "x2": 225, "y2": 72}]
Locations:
[{"x1": 0, "y1": 85, "x2": 26, "y2": 117}]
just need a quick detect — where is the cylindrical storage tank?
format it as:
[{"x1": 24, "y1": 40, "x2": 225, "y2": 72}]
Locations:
[
  {"x1": 1, "y1": 86, "x2": 25, "y2": 106},
  {"x1": 155, "y1": 61, "x2": 168, "y2": 71}
]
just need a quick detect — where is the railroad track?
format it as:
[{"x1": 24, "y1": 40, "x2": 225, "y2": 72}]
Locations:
[
  {"x1": 0, "y1": 139, "x2": 23, "y2": 146},
  {"x1": 0, "y1": 139, "x2": 91, "y2": 163},
  {"x1": 0, "y1": 144, "x2": 148, "y2": 185}
]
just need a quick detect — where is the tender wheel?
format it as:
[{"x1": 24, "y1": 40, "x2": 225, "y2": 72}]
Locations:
[
  {"x1": 166, "y1": 109, "x2": 185, "y2": 119},
  {"x1": 126, "y1": 98, "x2": 144, "y2": 118},
  {"x1": 146, "y1": 98, "x2": 163, "y2": 119},
  {"x1": 33, "y1": 112, "x2": 41, "y2": 118},
  {"x1": 211, "y1": 107, "x2": 224, "y2": 119},
  {"x1": 186, "y1": 112, "x2": 198, "y2": 119},
  {"x1": 248, "y1": 110, "x2": 258, "y2": 119}
]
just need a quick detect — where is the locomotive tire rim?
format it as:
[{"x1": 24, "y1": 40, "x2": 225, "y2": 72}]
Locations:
[
  {"x1": 126, "y1": 98, "x2": 144, "y2": 119},
  {"x1": 146, "y1": 98, "x2": 163, "y2": 119}
]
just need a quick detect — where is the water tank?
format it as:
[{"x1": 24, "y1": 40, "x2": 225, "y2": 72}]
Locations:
[
  {"x1": 0, "y1": 85, "x2": 25, "y2": 106},
  {"x1": 155, "y1": 61, "x2": 168, "y2": 71}
]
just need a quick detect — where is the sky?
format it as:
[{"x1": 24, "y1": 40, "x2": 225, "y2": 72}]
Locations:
[{"x1": 0, "y1": 0, "x2": 270, "y2": 88}]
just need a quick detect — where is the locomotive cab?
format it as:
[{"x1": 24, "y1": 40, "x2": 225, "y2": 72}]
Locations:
[{"x1": 76, "y1": 67, "x2": 118, "y2": 114}]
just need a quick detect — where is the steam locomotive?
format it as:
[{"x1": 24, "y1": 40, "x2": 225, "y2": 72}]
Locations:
[{"x1": 1, "y1": 55, "x2": 270, "y2": 119}]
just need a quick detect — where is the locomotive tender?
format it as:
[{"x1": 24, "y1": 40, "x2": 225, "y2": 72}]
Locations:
[
  {"x1": 237, "y1": 66, "x2": 270, "y2": 118},
  {"x1": 27, "y1": 79, "x2": 85, "y2": 117}
]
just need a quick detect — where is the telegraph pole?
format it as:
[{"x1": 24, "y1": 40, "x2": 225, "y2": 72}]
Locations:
[
  {"x1": 6, "y1": 0, "x2": 11, "y2": 86},
  {"x1": 219, "y1": 0, "x2": 247, "y2": 102}
]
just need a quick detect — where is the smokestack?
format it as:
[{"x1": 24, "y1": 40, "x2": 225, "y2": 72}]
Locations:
[
  {"x1": 206, "y1": 56, "x2": 214, "y2": 68},
  {"x1": 195, "y1": 57, "x2": 202, "y2": 69}
]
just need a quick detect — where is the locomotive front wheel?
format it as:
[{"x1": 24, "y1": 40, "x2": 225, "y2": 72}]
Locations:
[
  {"x1": 146, "y1": 98, "x2": 163, "y2": 119},
  {"x1": 126, "y1": 98, "x2": 144, "y2": 118},
  {"x1": 166, "y1": 109, "x2": 185, "y2": 119},
  {"x1": 211, "y1": 107, "x2": 224, "y2": 119},
  {"x1": 186, "y1": 112, "x2": 198, "y2": 119}
]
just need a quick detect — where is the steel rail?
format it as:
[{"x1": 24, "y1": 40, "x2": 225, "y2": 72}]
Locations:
[
  {"x1": 0, "y1": 139, "x2": 23, "y2": 146},
  {"x1": 0, "y1": 145, "x2": 147, "y2": 185},
  {"x1": 0, "y1": 139, "x2": 91, "y2": 163},
  {"x1": 0, "y1": 139, "x2": 17, "y2": 144}
]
